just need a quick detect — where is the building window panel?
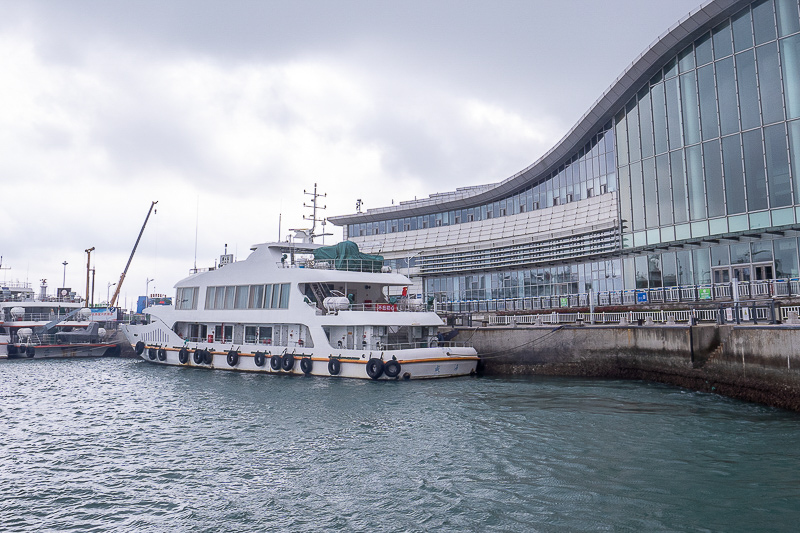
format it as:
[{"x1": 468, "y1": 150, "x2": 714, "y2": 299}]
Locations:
[
  {"x1": 692, "y1": 248, "x2": 712, "y2": 285},
  {"x1": 643, "y1": 158, "x2": 659, "y2": 228},
  {"x1": 615, "y1": 110, "x2": 629, "y2": 166},
  {"x1": 789, "y1": 120, "x2": 800, "y2": 204},
  {"x1": 651, "y1": 82, "x2": 668, "y2": 154},
  {"x1": 743, "y1": 128, "x2": 769, "y2": 210},
  {"x1": 666, "y1": 77, "x2": 683, "y2": 150},
  {"x1": 732, "y1": 7, "x2": 754, "y2": 53},
  {"x1": 656, "y1": 154, "x2": 673, "y2": 225},
  {"x1": 679, "y1": 45, "x2": 695, "y2": 73},
  {"x1": 757, "y1": 42, "x2": 785, "y2": 125},
  {"x1": 703, "y1": 139, "x2": 726, "y2": 218},
  {"x1": 670, "y1": 150, "x2": 689, "y2": 223},
  {"x1": 736, "y1": 49, "x2": 762, "y2": 130},
  {"x1": 639, "y1": 89, "x2": 655, "y2": 159},
  {"x1": 686, "y1": 145, "x2": 707, "y2": 220},
  {"x1": 775, "y1": 237, "x2": 800, "y2": 277},
  {"x1": 698, "y1": 64, "x2": 720, "y2": 141},
  {"x1": 722, "y1": 134, "x2": 747, "y2": 214},
  {"x1": 780, "y1": 35, "x2": 800, "y2": 120},
  {"x1": 716, "y1": 57, "x2": 740, "y2": 135},
  {"x1": 765, "y1": 122, "x2": 793, "y2": 207},
  {"x1": 713, "y1": 20, "x2": 734, "y2": 59},
  {"x1": 681, "y1": 71, "x2": 701, "y2": 146},
  {"x1": 776, "y1": 0, "x2": 800, "y2": 37},
  {"x1": 630, "y1": 161, "x2": 645, "y2": 231},
  {"x1": 618, "y1": 165, "x2": 633, "y2": 233},
  {"x1": 696, "y1": 32, "x2": 713, "y2": 66},
  {"x1": 752, "y1": 0, "x2": 778, "y2": 45},
  {"x1": 626, "y1": 98, "x2": 641, "y2": 162},
  {"x1": 648, "y1": 254, "x2": 663, "y2": 288}
]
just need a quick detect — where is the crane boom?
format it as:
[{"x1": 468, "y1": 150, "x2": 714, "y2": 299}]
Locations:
[{"x1": 109, "y1": 201, "x2": 158, "y2": 307}]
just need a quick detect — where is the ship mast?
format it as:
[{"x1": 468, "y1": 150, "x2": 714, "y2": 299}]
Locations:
[{"x1": 303, "y1": 183, "x2": 327, "y2": 243}]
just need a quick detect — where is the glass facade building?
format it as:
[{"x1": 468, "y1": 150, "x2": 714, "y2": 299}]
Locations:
[{"x1": 329, "y1": 0, "x2": 800, "y2": 306}]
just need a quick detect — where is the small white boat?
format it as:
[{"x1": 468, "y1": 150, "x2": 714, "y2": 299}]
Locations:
[
  {"x1": 0, "y1": 281, "x2": 121, "y2": 359},
  {"x1": 122, "y1": 239, "x2": 478, "y2": 379}
]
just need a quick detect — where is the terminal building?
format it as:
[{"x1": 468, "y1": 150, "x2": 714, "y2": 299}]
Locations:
[{"x1": 329, "y1": 0, "x2": 800, "y2": 312}]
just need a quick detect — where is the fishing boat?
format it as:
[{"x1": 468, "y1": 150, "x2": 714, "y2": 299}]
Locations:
[
  {"x1": 122, "y1": 238, "x2": 478, "y2": 379},
  {"x1": 0, "y1": 281, "x2": 121, "y2": 359}
]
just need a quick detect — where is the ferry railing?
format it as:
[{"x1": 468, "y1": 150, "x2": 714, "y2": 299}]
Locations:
[
  {"x1": 334, "y1": 301, "x2": 430, "y2": 313},
  {"x1": 5, "y1": 312, "x2": 85, "y2": 322},
  {"x1": 278, "y1": 258, "x2": 386, "y2": 273},
  {"x1": 357, "y1": 340, "x2": 474, "y2": 350}
]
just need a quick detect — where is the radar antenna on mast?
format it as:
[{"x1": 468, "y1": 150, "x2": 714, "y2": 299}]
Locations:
[{"x1": 303, "y1": 183, "x2": 328, "y2": 242}]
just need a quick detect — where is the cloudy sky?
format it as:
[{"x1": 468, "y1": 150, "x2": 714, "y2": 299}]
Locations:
[{"x1": 1, "y1": 0, "x2": 701, "y2": 308}]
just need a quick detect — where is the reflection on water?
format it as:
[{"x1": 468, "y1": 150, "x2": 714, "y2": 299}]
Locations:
[{"x1": 1, "y1": 358, "x2": 799, "y2": 532}]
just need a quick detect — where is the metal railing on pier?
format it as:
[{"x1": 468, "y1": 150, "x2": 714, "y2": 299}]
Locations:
[
  {"x1": 485, "y1": 302, "x2": 778, "y2": 326},
  {"x1": 436, "y1": 279, "x2": 800, "y2": 315}
]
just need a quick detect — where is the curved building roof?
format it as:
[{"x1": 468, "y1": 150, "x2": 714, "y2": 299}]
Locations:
[{"x1": 330, "y1": 0, "x2": 748, "y2": 225}]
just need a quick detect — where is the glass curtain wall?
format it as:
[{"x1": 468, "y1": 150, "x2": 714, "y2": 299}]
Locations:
[{"x1": 616, "y1": 0, "x2": 800, "y2": 250}]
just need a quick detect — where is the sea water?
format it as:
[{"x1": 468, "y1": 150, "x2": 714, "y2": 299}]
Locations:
[{"x1": 1, "y1": 357, "x2": 799, "y2": 532}]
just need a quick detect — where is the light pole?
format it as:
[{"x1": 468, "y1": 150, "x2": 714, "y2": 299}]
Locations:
[
  {"x1": 62, "y1": 261, "x2": 68, "y2": 287},
  {"x1": 146, "y1": 278, "x2": 155, "y2": 307},
  {"x1": 85, "y1": 247, "x2": 95, "y2": 305},
  {"x1": 107, "y1": 282, "x2": 117, "y2": 305}
]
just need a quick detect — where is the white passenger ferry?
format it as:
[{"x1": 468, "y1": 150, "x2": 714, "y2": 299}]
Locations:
[
  {"x1": 0, "y1": 281, "x2": 121, "y2": 359},
  {"x1": 122, "y1": 239, "x2": 479, "y2": 379}
]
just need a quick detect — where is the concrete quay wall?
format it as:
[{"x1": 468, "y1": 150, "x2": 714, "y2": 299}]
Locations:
[{"x1": 466, "y1": 324, "x2": 800, "y2": 411}]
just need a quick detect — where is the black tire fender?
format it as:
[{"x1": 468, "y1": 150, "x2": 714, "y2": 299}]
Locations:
[
  {"x1": 148, "y1": 348, "x2": 157, "y2": 360},
  {"x1": 270, "y1": 354, "x2": 282, "y2": 371},
  {"x1": 300, "y1": 357, "x2": 313, "y2": 375},
  {"x1": 203, "y1": 350, "x2": 213, "y2": 365},
  {"x1": 178, "y1": 347, "x2": 189, "y2": 364},
  {"x1": 157, "y1": 348, "x2": 167, "y2": 361},
  {"x1": 281, "y1": 353, "x2": 295, "y2": 371},
  {"x1": 135, "y1": 341, "x2": 145, "y2": 355},
  {"x1": 366, "y1": 358, "x2": 384, "y2": 380},
  {"x1": 227, "y1": 350, "x2": 239, "y2": 367},
  {"x1": 26, "y1": 345, "x2": 35, "y2": 358},
  {"x1": 193, "y1": 349, "x2": 203, "y2": 365},
  {"x1": 384, "y1": 360, "x2": 401, "y2": 378},
  {"x1": 328, "y1": 358, "x2": 341, "y2": 375},
  {"x1": 254, "y1": 351, "x2": 266, "y2": 367}
]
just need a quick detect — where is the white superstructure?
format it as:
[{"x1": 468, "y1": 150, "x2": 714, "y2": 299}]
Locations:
[{"x1": 122, "y1": 240, "x2": 479, "y2": 380}]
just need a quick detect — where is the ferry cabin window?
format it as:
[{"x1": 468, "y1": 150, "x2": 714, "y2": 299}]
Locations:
[
  {"x1": 205, "y1": 284, "x2": 290, "y2": 309},
  {"x1": 244, "y1": 325, "x2": 274, "y2": 344},
  {"x1": 176, "y1": 287, "x2": 198, "y2": 310},
  {"x1": 248, "y1": 285, "x2": 264, "y2": 308},
  {"x1": 215, "y1": 325, "x2": 233, "y2": 343},
  {"x1": 234, "y1": 286, "x2": 248, "y2": 309},
  {"x1": 279, "y1": 283, "x2": 290, "y2": 308}
]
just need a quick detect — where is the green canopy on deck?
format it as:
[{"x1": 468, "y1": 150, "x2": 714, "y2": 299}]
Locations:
[{"x1": 313, "y1": 241, "x2": 384, "y2": 272}]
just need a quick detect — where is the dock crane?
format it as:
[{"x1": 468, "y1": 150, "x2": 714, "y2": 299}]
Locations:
[{"x1": 109, "y1": 201, "x2": 158, "y2": 308}]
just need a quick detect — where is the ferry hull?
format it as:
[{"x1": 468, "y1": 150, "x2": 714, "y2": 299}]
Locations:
[
  {"x1": 2, "y1": 343, "x2": 120, "y2": 359},
  {"x1": 122, "y1": 323, "x2": 478, "y2": 380}
]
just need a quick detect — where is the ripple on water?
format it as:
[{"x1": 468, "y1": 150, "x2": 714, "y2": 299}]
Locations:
[{"x1": 2, "y1": 360, "x2": 800, "y2": 532}]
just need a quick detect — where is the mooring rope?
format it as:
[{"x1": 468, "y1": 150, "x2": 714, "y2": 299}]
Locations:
[{"x1": 475, "y1": 325, "x2": 564, "y2": 359}]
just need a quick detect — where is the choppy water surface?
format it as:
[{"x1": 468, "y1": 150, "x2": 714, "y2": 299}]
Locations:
[{"x1": 2, "y1": 358, "x2": 800, "y2": 532}]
